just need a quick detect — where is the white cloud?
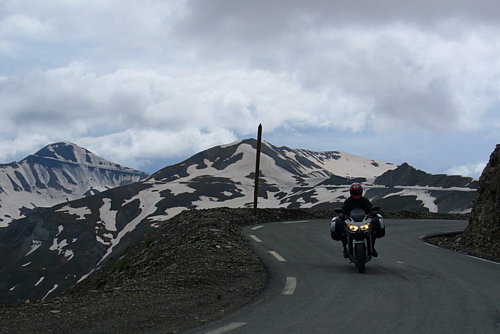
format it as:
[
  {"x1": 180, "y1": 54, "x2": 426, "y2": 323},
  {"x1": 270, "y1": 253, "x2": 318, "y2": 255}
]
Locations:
[
  {"x1": 0, "y1": 134, "x2": 53, "y2": 161},
  {"x1": 0, "y1": 61, "x2": 375, "y2": 166},
  {"x1": 446, "y1": 162, "x2": 487, "y2": 178},
  {"x1": 0, "y1": 14, "x2": 53, "y2": 38},
  {"x1": 80, "y1": 127, "x2": 238, "y2": 169},
  {"x1": 173, "y1": 4, "x2": 500, "y2": 134},
  {"x1": 0, "y1": 0, "x2": 498, "y2": 174}
]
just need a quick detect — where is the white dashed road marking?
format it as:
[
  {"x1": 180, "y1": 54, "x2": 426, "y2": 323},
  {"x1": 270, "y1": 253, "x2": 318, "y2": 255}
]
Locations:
[
  {"x1": 283, "y1": 220, "x2": 309, "y2": 224},
  {"x1": 269, "y1": 251, "x2": 287, "y2": 262},
  {"x1": 251, "y1": 225, "x2": 264, "y2": 230},
  {"x1": 205, "y1": 322, "x2": 247, "y2": 334},
  {"x1": 249, "y1": 234, "x2": 262, "y2": 243},
  {"x1": 282, "y1": 277, "x2": 297, "y2": 295}
]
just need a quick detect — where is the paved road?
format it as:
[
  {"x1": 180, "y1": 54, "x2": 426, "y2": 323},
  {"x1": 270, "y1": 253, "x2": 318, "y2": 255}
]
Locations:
[{"x1": 185, "y1": 219, "x2": 500, "y2": 334}]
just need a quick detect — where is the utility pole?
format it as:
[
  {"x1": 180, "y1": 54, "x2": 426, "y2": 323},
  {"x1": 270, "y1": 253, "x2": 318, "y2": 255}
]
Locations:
[{"x1": 253, "y1": 123, "x2": 262, "y2": 217}]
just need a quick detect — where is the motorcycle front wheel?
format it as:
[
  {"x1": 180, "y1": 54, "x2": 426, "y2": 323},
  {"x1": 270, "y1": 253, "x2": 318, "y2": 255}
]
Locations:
[{"x1": 355, "y1": 243, "x2": 366, "y2": 273}]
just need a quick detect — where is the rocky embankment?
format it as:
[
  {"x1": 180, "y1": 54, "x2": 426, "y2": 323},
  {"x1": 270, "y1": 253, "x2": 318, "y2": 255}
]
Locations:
[
  {"x1": 427, "y1": 144, "x2": 500, "y2": 262},
  {"x1": 0, "y1": 208, "x2": 471, "y2": 334}
]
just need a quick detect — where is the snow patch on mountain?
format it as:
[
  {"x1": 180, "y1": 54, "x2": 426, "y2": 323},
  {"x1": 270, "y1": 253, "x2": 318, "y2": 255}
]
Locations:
[
  {"x1": 49, "y1": 238, "x2": 69, "y2": 253},
  {"x1": 168, "y1": 182, "x2": 197, "y2": 196},
  {"x1": 35, "y1": 277, "x2": 44, "y2": 287},
  {"x1": 42, "y1": 284, "x2": 59, "y2": 300},
  {"x1": 383, "y1": 189, "x2": 439, "y2": 212},
  {"x1": 64, "y1": 249, "x2": 75, "y2": 261},
  {"x1": 96, "y1": 188, "x2": 163, "y2": 266},
  {"x1": 25, "y1": 240, "x2": 42, "y2": 257},
  {"x1": 56, "y1": 205, "x2": 91, "y2": 220},
  {"x1": 393, "y1": 185, "x2": 476, "y2": 192},
  {"x1": 48, "y1": 236, "x2": 75, "y2": 261},
  {"x1": 99, "y1": 198, "x2": 117, "y2": 232}
]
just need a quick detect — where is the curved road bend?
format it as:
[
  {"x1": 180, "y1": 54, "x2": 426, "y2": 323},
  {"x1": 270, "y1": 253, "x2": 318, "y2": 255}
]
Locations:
[{"x1": 184, "y1": 219, "x2": 500, "y2": 334}]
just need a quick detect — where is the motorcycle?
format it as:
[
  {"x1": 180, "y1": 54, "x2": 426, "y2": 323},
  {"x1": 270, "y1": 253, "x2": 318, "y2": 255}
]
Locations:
[{"x1": 331, "y1": 207, "x2": 383, "y2": 273}]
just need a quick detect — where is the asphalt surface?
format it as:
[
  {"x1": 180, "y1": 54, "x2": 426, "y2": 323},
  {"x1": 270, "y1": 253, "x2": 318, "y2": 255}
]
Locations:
[{"x1": 185, "y1": 219, "x2": 500, "y2": 334}]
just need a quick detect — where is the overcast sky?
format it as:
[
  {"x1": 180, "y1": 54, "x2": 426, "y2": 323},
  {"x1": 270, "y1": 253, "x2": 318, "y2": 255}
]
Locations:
[{"x1": 1, "y1": 0, "x2": 498, "y2": 178}]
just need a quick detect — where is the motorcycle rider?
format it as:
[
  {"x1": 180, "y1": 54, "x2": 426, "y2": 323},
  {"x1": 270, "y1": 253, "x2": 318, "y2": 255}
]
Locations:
[{"x1": 332, "y1": 183, "x2": 382, "y2": 258}]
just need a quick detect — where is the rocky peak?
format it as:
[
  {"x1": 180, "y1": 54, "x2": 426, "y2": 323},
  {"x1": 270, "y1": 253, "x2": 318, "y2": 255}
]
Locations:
[
  {"x1": 458, "y1": 144, "x2": 500, "y2": 259},
  {"x1": 25, "y1": 142, "x2": 140, "y2": 173},
  {"x1": 30, "y1": 142, "x2": 90, "y2": 164}
]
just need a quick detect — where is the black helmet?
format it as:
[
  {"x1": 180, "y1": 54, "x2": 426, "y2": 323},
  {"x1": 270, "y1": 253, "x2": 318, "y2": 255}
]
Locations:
[{"x1": 350, "y1": 183, "x2": 363, "y2": 199}]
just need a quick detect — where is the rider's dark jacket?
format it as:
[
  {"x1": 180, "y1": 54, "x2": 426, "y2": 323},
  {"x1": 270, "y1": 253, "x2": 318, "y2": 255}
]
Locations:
[{"x1": 342, "y1": 196, "x2": 373, "y2": 216}]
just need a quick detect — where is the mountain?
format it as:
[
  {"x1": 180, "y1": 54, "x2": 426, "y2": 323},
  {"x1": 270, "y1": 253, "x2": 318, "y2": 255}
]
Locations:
[
  {"x1": 0, "y1": 142, "x2": 148, "y2": 226},
  {"x1": 0, "y1": 138, "x2": 477, "y2": 303},
  {"x1": 368, "y1": 163, "x2": 478, "y2": 213}
]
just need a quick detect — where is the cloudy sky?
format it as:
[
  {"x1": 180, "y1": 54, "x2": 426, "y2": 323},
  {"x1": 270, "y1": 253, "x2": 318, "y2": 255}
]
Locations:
[{"x1": 1, "y1": 0, "x2": 498, "y2": 177}]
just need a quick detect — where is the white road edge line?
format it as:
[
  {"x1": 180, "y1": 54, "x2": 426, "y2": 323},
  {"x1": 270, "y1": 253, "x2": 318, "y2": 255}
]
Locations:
[
  {"x1": 205, "y1": 322, "x2": 247, "y2": 334},
  {"x1": 269, "y1": 251, "x2": 287, "y2": 262},
  {"x1": 466, "y1": 255, "x2": 500, "y2": 265},
  {"x1": 424, "y1": 239, "x2": 499, "y2": 265},
  {"x1": 282, "y1": 277, "x2": 297, "y2": 295},
  {"x1": 249, "y1": 234, "x2": 262, "y2": 243},
  {"x1": 251, "y1": 225, "x2": 264, "y2": 230}
]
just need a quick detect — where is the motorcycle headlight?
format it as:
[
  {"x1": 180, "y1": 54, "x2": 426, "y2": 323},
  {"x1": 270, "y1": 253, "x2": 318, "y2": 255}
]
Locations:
[
  {"x1": 347, "y1": 224, "x2": 359, "y2": 232},
  {"x1": 360, "y1": 223, "x2": 371, "y2": 231}
]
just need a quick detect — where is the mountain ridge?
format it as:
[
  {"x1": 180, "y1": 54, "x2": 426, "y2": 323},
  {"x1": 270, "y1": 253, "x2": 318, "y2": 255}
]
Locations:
[{"x1": 0, "y1": 138, "x2": 478, "y2": 303}]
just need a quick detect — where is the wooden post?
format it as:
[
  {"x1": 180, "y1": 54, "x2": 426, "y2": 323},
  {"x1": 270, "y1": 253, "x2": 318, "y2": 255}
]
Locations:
[{"x1": 253, "y1": 124, "x2": 263, "y2": 217}]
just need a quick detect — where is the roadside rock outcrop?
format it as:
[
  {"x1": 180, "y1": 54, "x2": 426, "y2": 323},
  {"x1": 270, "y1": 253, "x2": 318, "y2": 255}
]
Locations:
[{"x1": 458, "y1": 144, "x2": 500, "y2": 260}]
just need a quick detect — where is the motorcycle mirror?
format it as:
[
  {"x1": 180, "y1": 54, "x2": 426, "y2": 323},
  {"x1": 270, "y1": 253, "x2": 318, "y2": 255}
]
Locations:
[
  {"x1": 334, "y1": 208, "x2": 343, "y2": 214},
  {"x1": 371, "y1": 206, "x2": 380, "y2": 212}
]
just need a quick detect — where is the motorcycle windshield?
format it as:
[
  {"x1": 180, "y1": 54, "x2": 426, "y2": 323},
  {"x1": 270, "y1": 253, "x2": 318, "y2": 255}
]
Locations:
[{"x1": 349, "y1": 208, "x2": 367, "y2": 222}]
